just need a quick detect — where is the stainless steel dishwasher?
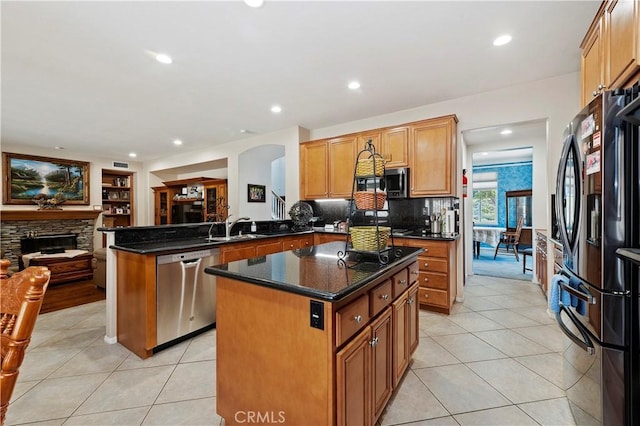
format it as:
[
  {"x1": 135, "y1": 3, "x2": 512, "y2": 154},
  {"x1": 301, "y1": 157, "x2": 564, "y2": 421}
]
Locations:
[{"x1": 156, "y1": 248, "x2": 219, "y2": 348}]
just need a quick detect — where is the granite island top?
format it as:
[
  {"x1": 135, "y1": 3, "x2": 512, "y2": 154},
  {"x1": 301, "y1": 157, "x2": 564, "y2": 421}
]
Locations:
[{"x1": 204, "y1": 241, "x2": 422, "y2": 302}]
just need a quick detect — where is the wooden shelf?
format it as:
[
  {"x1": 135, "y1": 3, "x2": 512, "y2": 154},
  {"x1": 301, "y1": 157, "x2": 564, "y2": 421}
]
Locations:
[{"x1": 0, "y1": 210, "x2": 102, "y2": 221}]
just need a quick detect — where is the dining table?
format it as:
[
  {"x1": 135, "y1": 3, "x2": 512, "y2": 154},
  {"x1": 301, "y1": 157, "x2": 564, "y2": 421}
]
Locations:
[{"x1": 472, "y1": 226, "x2": 506, "y2": 258}]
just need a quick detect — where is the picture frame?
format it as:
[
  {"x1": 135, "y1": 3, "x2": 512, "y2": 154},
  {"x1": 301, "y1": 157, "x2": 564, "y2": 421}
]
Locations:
[
  {"x1": 120, "y1": 190, "x2": 130, "y2": 200},
  {"x1": 247, "y1": 184, "x2": 266, "y2": 203},
  {"x1": 2, "y1": 152, "x2": 90, "y2": 205},
  {"x1": 108, "y1": 191, "x2": 119, "y2": 200}
]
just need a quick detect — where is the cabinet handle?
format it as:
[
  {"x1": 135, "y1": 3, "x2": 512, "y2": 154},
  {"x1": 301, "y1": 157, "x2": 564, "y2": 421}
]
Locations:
[
  {"x1": 598, "y1": 84, "x2": 605, "y2": 90},
  {"x1": 370, "y1": 337, "x2": 379, "y2": 347},
  {"x1": 354, "y1": 315, "x2": 363, "y2": 323},
  {"x1": 381, "y1": 294, "x2": 389, "y2": 300},
  {"x1": 424, "y1": 248, "x2": 429, "y2": 253},
  {"x1": 399, "y1": 279, "x2": 407, "y2": 285},
  {"x1": 408, "y1": 298, "x2": 414, "y2": 305},
  {"x1": 423, "y1": 292, "x2": 429, "y2": 298},
  {"x1": 593, "y1": 90, "x2": 599, "y2": 97},
  {"x1": 410, "y1": 270, "x2": 419, "y2": 276},
  {"x1": 290, "y1": 244, "x2": 294, "y2": 248},
  {"x1": 424, "y1": 262, "x2": 429, "y2": 268},
  {"x1": 423, "y1": 277, "x2": 429, "y2": 282}
]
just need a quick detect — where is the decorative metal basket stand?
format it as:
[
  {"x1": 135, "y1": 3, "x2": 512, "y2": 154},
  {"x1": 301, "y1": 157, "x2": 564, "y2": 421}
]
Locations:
[{"x1": 338, "y1": 140, "x2": 401, "y2": 265}]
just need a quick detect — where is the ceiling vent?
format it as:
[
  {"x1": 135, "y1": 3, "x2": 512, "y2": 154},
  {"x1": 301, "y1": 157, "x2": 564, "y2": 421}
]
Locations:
[{"x1": 112, "y1": 161, "x2": 129, "y2": 169}]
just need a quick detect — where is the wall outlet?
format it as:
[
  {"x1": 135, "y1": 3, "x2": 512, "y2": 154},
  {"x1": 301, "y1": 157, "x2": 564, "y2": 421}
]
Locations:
[{"x1": 422, "y1": 207, "x2": 429, "y2": 216}]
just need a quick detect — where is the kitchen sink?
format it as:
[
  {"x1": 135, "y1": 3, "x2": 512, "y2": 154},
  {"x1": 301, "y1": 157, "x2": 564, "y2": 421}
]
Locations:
[{"x1": 206, "y1": 234, "x2": 263, "y2": 242}]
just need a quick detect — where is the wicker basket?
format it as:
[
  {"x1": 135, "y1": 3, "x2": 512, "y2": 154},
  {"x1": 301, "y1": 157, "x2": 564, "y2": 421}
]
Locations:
[
  {"x1": 350, "y1": 226, "x2": 391, "y2": 251},
  {"x1": 354, "y1": 191, "x2": 387, "y2": 210},
  {"x1": 355, "y1": 157, "x2": 385, "y2": 177}
]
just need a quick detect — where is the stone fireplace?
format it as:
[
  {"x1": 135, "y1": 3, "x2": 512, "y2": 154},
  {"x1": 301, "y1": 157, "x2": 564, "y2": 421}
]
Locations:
[{"x1": 0, "y1": 210, "x2": 100, "y2": 268}]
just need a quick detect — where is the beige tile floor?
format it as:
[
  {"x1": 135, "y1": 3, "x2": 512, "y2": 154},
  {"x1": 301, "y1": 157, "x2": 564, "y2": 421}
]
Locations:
[{"x1": 6, "y1": 274, "x2": 576, "y2": 426}]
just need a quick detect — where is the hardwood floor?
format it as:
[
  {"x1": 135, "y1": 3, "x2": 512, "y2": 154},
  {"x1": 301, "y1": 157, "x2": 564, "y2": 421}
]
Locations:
[{"x1": 40, "y1": 280, "x2": 105, "y2": 314}]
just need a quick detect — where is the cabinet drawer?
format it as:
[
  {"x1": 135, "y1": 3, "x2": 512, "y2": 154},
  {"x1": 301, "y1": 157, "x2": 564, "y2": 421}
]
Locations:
[
  {"x1": 417, "y1": 257, "x2": 448, "y2": 274},
  {"x1": 418, "y1": 271, "x2": 448, "y2": 290},
  {"x1": 420, "y1": 243, "x2": 448, "y2": 259},
  {"x1": 336, "y1": 294, "x2": 370, "y2": 347},
  {"x1": 418, "y1": 287, "x2": 448, "y2": 308},
  {"x1": 370, "y1": 279, "x2": 392, "y2": 317},
  {"x1": 391, "y1": 268, "x2": 410, "y2": 298}
]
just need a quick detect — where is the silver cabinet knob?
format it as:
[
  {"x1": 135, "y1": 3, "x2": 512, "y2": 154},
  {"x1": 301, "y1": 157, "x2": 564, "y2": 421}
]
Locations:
[
  {"x1": 370, "y1": 336, "x2": 379, "y2": 347},
  {"x1": 424, "y1": 262, "x2": 429, "y2": 268},
  {"x1": 399, "y1": 279, "x2": 407, "y2": 285},
  {"x1": 410, "y1": 270, "x2": 419, "y2": 276},
  {"x1": 408, "y1": 298, "x2": 414, "y2": 305},
  {"x1": 424, "y1": 277, "x2": 429, "y2": 282},
  {"x1": 354, "y1": 315, "x2": 363, "y2": 323},
  {"x1": 381, "y1": 294, "x2": 389, "y2": 300},
  {"x1": 424, "y1": 248, "x2": 429, "y2": 253},
  {"x1": 424, "y1": 292, "x2": 429, "y2": 298}
]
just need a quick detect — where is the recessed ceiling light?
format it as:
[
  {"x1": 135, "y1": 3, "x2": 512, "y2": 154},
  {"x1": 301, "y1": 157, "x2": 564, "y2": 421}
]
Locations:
[
  {"x1": 481, "y1": 152, "x2": 489, "y2": 156},
  {"x1": 493, "y1": 34, "x2": 512, "y2": 46},
  {"x1": 348, "y1": 81, "x2": 361, "y2": 90},
  {"x1": 155, "y1": 53, "x2": 173, "y2": 64},
  {"x1": 244, "y1": 0, "x2": 264, "y2": 7},
  {"x1": 173, "y1": 139, "x2": 183, "y2": 146},
  {"x1": 128, "y1": 152, "x2": 137, "y2": 158},
  {"x1": 54, "y1": 146, "x2": 64, "y2": 150},
  {"x1": 271, "y1": 105, "x2": 282, "y2": 113},
  {"x1": 500, "y1": 129, "x2": 513, "y2": 135}
]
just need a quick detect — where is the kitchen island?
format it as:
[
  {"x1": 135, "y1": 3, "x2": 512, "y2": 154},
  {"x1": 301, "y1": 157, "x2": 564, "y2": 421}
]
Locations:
[{"x1": 205, "y1": 241, "x2": 422, "y2": 426}]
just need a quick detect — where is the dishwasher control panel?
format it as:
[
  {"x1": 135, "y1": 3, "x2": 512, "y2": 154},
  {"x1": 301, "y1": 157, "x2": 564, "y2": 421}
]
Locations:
[{"x1": 157, "y1": 249, "x2": 218, "y2": 264}]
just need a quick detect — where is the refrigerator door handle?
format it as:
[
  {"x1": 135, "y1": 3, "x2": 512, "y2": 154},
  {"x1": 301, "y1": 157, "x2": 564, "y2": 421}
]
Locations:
[
  {"x1": 556, "y1": 305, "x2": 596, "y2": 355},
  {"x1": 616, "y1": 92, "x2": 640, "y2": 125},
  {"x1": 614, "y1": 127, "x2": 623, "y2": 221},
  {"x1": 557, "y1": 273, "x2": 596, "y2": 304}
]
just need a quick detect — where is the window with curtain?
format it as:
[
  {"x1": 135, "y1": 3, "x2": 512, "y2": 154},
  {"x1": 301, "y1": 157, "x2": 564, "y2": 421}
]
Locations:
[{"x1": 472, "y1": 172, "x2": 498, "y2": 225}]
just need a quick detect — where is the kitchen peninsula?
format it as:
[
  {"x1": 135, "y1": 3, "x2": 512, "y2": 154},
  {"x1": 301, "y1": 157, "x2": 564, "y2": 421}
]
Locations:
[{"x1": 205, "y1": 241, "x2": 422, "y2": 425}]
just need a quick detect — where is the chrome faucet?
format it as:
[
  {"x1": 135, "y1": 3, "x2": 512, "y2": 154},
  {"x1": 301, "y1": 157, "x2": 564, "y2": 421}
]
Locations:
[{"x1": 226, "y1": 215, "x2": 250, "y2": 239}]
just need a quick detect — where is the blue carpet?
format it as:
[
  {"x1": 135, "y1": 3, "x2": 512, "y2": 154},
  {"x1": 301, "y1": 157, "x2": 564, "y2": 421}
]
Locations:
[{"x1": 473, "y1": 246, "x2": 532, "y2": 281}]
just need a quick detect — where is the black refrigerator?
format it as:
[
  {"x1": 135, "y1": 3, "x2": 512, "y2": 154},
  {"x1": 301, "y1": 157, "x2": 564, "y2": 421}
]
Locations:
[{"x1": 555, "y1": 83, "x2": 639, "y2": 425}]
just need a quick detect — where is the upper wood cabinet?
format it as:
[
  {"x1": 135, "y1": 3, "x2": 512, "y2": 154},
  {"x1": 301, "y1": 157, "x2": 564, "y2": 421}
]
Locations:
[
  {"x1": 328, "y1": 136, "x2": 357, "y2": 198},
  {"x1": 300, "y1": 139, "x2": 330, "y2": 199},
  {"x1": 409, "y1": 115, "x2": 458, "y2": 197},
  {"x1": 300, "y1": 136, "x2": 356, "y2": 199},
  {"x1": 357, "y1": 128, "x2": 408, "y2": 169},
  {"x1": 152, "y1": 177, "x2": 226, "y2": 225},
  {"x1": 203, "y1": 179, "x2": 228, "y2": 222},
  {"x1": 383, "y1": 126, "x2": 409, "y2": 168},
  {"x1": 581, "y1": 0, "x2": 640, "y2": 107},
  {"x1": 581, "y1": 15, "x2": 604, "y2": 106},
  {"x1": 604, "y1": 0, "x2": 640, "y2": 88}
]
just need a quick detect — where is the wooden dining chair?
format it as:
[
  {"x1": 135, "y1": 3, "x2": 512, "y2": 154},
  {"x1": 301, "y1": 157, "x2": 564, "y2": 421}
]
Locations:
[
  {"x1": 493, "y1": 217, "x2": 525, "y2": 261},
  {"x1": 1, "y1": 259, "x2": 50, "y2": 424}
]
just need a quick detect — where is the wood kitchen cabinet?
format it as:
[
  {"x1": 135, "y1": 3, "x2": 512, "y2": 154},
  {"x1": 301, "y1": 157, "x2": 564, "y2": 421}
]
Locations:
[
  {"x1": 581, "y1": 0, "x2": 640, "y2": 107},
  {"x1": 314, "y1": 232, "x2": 346, "y2": 245},
  {"x1": 152, "y1": 177, "x2": 226, "y2": 225},
  {"x1": 300, "y1": 139, "x2": 330, "y2": 199},
  {"x1": 535, "y1": 231, "x2": 548, "y2": 295},
  {"x1": 604, "y1": 0, "x2": 640, "y2": 90},
  {"x1": 395, "y1": 238, "x2": 458, "y2": 314},
  {"x1": 582, "y1": 14, "x2": 605, "y2": 106},
  {"x1": 357, "y1": 127, "x2": 409, "y2": 169},
  {"x1": 392, "y1": 282, "x2": 419, "y2": 386},
  {"x1": 300, "y1": 136, "x2": 356, "y2": 200},
  {"x1": 337, "y1": 307, "x2": 393, "y2": 426},
  {"x1": 219, "y1": 234, "x2": 314, "y2": 263},
  {"x1": 152, "y1": 187, "x2": 175, "y2": 225},
  {"x1": 409, "y1": 115, "x2": 458, "y2": 197}
]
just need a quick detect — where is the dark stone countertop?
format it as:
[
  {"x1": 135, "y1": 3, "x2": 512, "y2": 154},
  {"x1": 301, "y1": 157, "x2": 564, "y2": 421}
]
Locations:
[
  {"x1": 110, "y1": 231, "x2": 315, "y2": 254},
  {"x1": 205, "y1": 241, "x2": 422, "y2": 301},
  {"x1": 313, "y1": 227, "x2": 460, "y2": 241}
]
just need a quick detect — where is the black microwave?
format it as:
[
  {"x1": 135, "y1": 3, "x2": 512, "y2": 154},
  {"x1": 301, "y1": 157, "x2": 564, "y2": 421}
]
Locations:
[{"x1": 384, "y1": 168, "x2": 409, "y2": 199}]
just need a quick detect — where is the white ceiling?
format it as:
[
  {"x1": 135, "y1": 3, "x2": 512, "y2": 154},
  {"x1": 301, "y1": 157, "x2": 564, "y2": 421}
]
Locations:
[{"x1": 1, "y1": 1, "x2": 600, "y2": 162}]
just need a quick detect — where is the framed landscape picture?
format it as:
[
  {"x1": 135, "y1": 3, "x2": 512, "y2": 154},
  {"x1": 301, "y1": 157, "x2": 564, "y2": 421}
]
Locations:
[
  {"x1": 2, "y1": 152, "x2": 90, "y2": 205},
  {"x1": 247, "y1": 184, "x2": 266, "y2": 203}
]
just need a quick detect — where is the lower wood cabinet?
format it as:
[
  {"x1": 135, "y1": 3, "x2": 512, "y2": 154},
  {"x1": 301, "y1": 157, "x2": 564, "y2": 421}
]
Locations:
[
  {"x1": 219, "y1": 234, "x2": 314, "y2": 263},
  {"x1": 394, "y1": 238, "x2": 457, "y2": 314},
  {"x1": 337, "y1": 307, "x2": 392, "y2": 426}
]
